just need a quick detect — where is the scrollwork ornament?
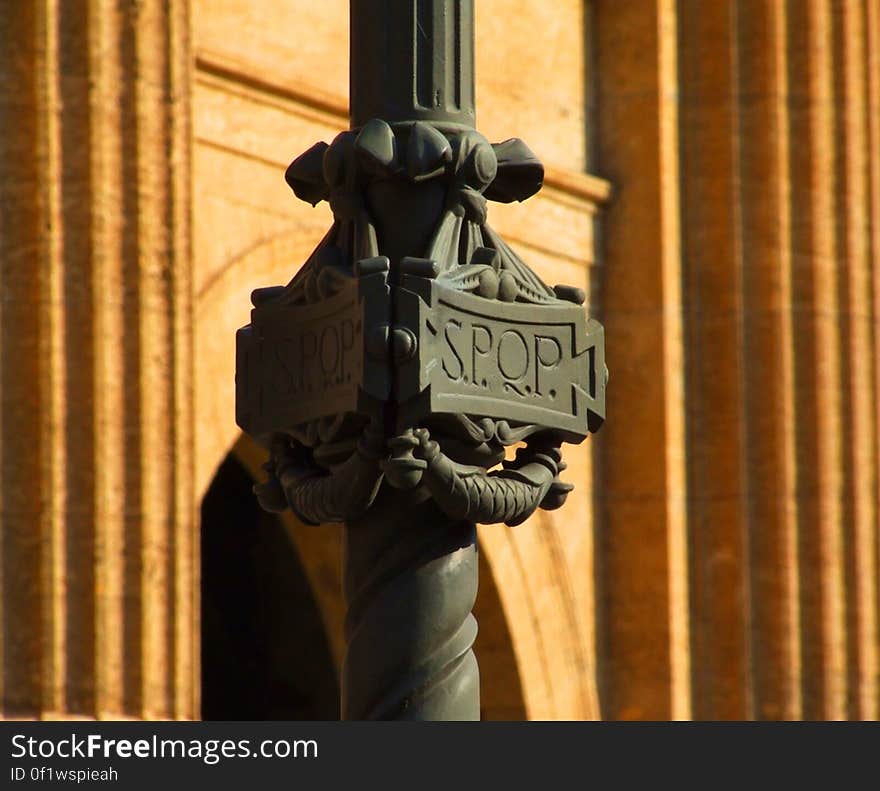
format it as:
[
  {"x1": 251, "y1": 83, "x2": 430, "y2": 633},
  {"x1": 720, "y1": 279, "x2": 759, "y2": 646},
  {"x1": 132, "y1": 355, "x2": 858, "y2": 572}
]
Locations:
[{"x1": 247, "y1": 119, "x2": 604, "y2": 530}]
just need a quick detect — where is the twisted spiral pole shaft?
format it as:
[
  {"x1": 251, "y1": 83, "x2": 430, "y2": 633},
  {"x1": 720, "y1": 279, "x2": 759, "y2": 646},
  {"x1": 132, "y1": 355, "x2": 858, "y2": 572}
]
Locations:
[{"x1": 342, "y1": 486, "x2": 479, "y2": 720}]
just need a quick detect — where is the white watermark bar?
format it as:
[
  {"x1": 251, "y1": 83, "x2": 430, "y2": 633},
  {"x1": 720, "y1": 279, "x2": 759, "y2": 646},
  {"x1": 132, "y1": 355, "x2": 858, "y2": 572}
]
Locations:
[
  {"x1": 10, "y1": 732, "x2": 317, "y2": 764},
  {"x1": 1, "y1": 721, "x2": 875, "y2": 788}
]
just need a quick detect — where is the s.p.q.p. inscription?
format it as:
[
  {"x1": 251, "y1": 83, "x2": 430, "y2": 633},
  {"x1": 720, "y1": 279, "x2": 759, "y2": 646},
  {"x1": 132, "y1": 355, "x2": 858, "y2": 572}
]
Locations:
[
  {"x1": 235, "y1": 266, "x2": 390, "y2": 443},
  {"x1": 395, "y1": 276, "x2": 605, "y2": 441}
]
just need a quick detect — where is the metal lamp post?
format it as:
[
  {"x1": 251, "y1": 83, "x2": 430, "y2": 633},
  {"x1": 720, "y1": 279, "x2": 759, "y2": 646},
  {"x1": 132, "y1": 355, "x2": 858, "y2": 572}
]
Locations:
[{"x1": 235, "y1": 0, "x2": 606, "y2": 720}]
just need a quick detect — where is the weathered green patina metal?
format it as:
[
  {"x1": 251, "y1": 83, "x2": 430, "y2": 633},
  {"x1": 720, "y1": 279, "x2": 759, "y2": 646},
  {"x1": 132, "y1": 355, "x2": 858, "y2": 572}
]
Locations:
[{"x1": 236, "y1": 0, "x2": 606, "y2": 720}]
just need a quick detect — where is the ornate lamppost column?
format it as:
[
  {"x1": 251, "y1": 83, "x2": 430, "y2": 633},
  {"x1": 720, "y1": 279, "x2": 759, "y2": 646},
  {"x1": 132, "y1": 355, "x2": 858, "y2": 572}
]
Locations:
[{"x1": 236, "y1": 0, "x2": 606, "y2": 720}]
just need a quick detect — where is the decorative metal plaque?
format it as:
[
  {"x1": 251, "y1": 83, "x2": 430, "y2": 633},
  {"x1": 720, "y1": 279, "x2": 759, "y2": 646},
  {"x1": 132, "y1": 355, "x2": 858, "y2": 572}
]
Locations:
[{"x1": 395, "y1": 273, "x2": 605, "y2": 440}]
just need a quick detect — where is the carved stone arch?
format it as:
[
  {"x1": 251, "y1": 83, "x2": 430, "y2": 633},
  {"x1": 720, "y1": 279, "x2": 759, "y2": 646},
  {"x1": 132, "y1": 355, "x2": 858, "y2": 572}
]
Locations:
[
  {"x1": 478, "y1": 505, "x2": 600, "y2": 720},
  {"x1": 195, "y1": 235, "x2": 597, "y2": 719}
]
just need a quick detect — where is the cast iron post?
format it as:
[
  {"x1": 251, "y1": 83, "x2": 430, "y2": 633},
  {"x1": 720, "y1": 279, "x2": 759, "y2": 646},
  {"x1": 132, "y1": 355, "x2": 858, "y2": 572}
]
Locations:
[{"x1": 235, "y1": 0, "x2": 606, "y2": 720}]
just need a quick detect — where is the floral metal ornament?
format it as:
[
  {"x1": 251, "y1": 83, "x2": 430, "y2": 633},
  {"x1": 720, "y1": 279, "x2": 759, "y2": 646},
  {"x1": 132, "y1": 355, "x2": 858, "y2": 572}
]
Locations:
[{"x1": 238, "y1": 120, "x2": 605, "y2": 527}]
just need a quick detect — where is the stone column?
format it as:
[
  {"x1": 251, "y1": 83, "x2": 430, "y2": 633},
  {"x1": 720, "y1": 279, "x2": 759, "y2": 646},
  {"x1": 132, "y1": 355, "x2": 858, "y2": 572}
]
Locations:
[
  {"x1": 0, "y1": 0, "x2": 195, "y2": 719},
  {"x1": 594, "y1": 0, "x2": 880, "y2": 721}
]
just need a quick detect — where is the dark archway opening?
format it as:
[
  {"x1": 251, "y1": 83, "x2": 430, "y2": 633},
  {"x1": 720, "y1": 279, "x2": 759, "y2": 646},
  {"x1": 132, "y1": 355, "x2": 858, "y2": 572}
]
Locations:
[
  {"x1": 202, "y1": 439, "x2": 528, "y2": 721},
  {"x1": 200, "y1": 453, "x2": 339, "y2": 719}
]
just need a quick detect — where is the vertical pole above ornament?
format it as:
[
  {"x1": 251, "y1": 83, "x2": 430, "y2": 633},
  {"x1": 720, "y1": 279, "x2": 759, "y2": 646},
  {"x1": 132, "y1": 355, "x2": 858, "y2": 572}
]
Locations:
[{"x1": 350, "y1": 0, "x2": 475, "y2": 130}]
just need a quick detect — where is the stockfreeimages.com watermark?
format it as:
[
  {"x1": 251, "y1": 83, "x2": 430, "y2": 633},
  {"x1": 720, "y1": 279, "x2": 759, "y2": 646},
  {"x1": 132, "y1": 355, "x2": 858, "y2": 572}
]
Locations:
[{"x1": 10, "y1": 732, "x2": 318, "y2": 766}]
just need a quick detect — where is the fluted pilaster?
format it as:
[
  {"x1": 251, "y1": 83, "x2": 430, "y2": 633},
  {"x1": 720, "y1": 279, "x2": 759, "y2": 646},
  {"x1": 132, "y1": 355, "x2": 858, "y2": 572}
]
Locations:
[
  {"x1": 0, "y1": 0, "x2": 194, "y2": 719},
  {"x1": 593, "y1": 0, "x2": 690, "y2": 720},
  {"x1": 595, "y1": 0, "x2": 880, "y2": 720}
]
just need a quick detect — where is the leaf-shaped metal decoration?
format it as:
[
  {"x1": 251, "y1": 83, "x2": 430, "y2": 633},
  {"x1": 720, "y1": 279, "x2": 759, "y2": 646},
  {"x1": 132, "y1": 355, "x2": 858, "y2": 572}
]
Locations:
[{"x1": 484, "y1": 138, "x2": 544, "y2": 203}]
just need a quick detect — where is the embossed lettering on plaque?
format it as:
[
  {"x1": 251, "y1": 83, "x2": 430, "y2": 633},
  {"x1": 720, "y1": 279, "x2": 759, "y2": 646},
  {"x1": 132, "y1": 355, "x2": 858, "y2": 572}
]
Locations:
[
  {"x1": 396, "y1": 273, "x2": 605, "y2": 440},
  {"x1": 236, "y1": 264, "x2": 390, "y2": 442}
]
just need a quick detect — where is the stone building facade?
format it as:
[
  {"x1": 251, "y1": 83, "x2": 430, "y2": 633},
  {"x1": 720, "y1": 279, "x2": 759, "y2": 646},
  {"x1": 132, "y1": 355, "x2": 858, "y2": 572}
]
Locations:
[{"x1": 1, "y1": 0, "x2": 878, "y2": 720}]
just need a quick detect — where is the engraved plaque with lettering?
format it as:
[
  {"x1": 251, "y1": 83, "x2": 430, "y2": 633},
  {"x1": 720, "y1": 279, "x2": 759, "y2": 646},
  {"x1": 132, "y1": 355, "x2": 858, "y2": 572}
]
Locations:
[
  {"x1": 235, "y1": 267, "x2": 390, "y2": 443},
  {"x1": 395, "y1": 274, "x2": 605, "y2": 441}
]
